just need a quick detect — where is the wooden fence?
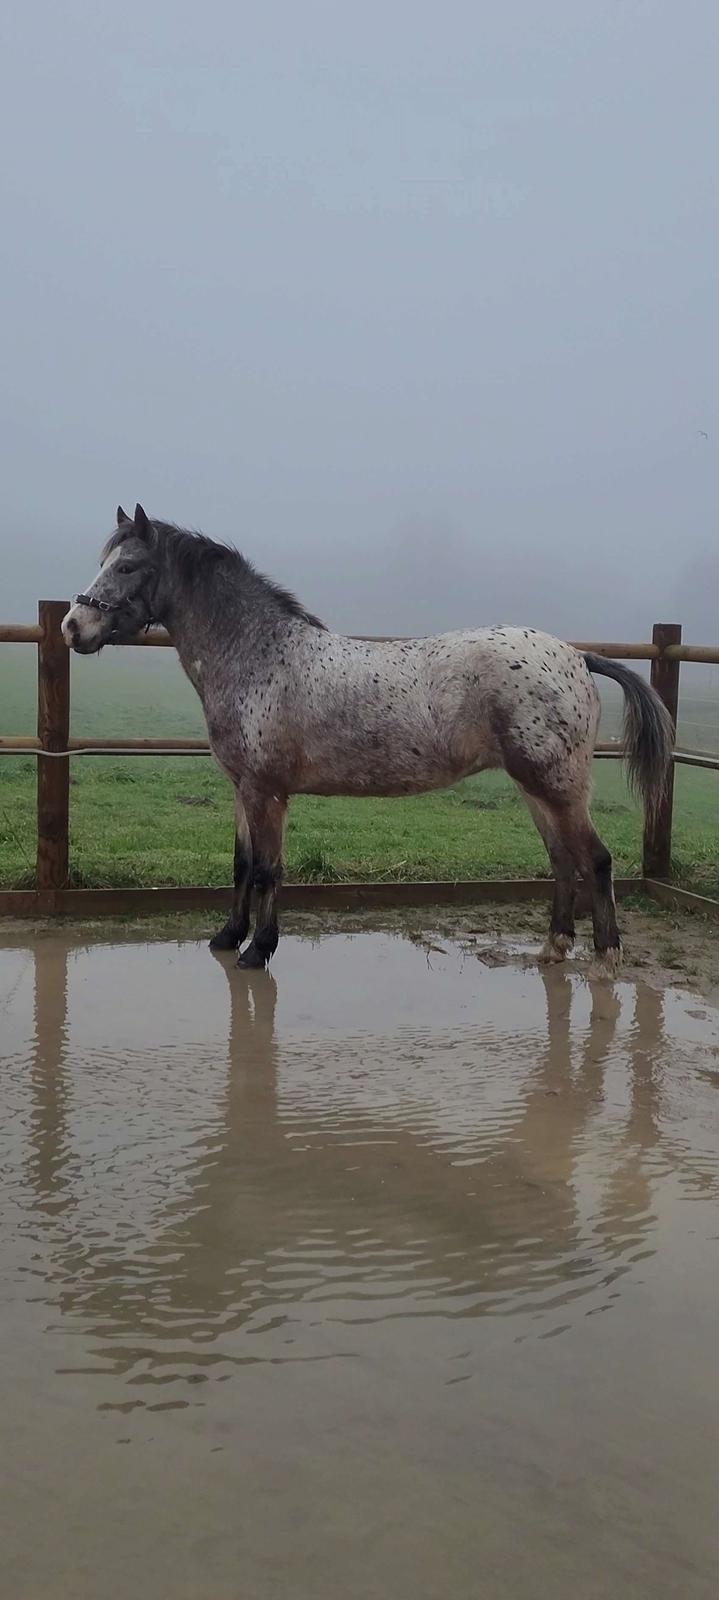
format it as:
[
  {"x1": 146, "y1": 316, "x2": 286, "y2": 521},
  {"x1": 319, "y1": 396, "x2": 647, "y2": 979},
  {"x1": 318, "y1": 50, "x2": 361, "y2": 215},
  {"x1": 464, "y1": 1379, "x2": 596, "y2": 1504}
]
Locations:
[{"x1": 1, "y1": 604, "x2": 718, "y2": 919}]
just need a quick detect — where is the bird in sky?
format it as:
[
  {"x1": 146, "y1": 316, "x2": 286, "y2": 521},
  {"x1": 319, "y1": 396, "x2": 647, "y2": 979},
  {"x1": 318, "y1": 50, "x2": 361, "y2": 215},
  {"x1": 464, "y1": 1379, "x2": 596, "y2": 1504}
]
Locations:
[{"x1": 698, "y1": 429, "x2": 709, "y2": 439}]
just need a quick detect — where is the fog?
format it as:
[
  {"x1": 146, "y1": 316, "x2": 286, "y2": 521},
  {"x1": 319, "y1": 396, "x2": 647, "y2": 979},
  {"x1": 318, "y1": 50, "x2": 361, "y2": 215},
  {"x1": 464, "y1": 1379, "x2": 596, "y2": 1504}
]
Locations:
[{"x1": 1, "y1": 2, "x2": 717, "y2": 640}]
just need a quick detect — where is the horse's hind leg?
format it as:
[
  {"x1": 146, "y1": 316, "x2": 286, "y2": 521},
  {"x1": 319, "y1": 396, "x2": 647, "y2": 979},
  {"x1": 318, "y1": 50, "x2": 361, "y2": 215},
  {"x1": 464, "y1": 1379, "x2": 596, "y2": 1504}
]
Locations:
[
  {"x1": 238, "y1": 794, "x2": 286, "y2": 970},
  {"x1": 210, "y1": 793, "x2": 253, "y2": 951},
  {"x1": 579, "y1": 820, "x2": 622, "y2": 975},
  {"x1": 550, "y1": 800, "x2": 621, "y2": 974},
  {"x1": 520, "y1": 793, "x2": 578, "y2": 963}
]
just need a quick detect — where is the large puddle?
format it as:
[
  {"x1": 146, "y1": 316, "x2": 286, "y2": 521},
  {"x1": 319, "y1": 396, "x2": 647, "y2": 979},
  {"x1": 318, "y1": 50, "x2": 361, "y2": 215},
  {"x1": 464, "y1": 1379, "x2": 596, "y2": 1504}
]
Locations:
[{"x1": 1, "y1": 924, "x2": 719, "y2": 1597}]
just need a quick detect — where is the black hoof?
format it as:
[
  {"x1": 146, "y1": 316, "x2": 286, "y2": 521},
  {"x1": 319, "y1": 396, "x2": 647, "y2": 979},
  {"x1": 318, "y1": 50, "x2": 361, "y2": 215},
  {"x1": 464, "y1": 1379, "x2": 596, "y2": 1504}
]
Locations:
[
  {"x1": 209, "y1": 925, "x2": 240, "y2": 952},
  {"x1": 237, "y1": 943, "x2": 268, "y2": 969}
]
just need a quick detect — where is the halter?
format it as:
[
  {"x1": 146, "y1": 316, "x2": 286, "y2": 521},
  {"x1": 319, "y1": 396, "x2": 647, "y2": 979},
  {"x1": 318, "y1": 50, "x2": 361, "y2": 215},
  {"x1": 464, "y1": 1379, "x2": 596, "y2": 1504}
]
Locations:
[{"x1": 74, "y1": 590, "x2": 156, "y2": 634}]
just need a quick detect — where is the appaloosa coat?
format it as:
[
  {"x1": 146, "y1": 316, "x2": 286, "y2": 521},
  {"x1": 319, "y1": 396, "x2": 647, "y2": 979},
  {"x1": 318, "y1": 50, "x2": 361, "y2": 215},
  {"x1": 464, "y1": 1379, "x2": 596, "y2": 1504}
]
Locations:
[{"x1": 63, "y1": 507, "x2": 673, "y2": 971}]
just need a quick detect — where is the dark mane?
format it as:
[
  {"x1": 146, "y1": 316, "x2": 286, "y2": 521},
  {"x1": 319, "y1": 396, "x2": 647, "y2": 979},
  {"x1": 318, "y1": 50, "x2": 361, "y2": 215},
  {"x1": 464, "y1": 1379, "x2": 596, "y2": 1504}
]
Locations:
[{"x1": 105, "y1": 519, "x2": 326, "y2": 629}]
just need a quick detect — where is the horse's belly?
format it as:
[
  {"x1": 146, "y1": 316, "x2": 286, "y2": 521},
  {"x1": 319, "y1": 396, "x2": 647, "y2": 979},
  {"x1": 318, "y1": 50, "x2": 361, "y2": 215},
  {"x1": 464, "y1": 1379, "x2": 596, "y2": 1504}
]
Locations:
[{"x1": 296, "y1": 740, "x2": 493, "y2": 798}]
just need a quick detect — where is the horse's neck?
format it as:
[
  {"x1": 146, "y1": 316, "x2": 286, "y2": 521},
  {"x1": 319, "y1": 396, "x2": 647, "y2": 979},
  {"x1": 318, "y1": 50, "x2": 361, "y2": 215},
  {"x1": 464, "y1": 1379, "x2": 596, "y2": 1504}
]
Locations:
[{"x1": 162, "y1": 572, "x2": 266, "y2": 686}]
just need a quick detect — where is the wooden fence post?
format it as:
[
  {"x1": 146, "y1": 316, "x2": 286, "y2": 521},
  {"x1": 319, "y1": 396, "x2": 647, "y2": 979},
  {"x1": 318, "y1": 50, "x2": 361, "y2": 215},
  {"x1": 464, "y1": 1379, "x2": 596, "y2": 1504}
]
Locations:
[
  {"x1": 36, "y1": 600, "x2": 70, "y2": 906},
  {"x1": 642, "y1": 622, "x2": 681, "y2": 880}
]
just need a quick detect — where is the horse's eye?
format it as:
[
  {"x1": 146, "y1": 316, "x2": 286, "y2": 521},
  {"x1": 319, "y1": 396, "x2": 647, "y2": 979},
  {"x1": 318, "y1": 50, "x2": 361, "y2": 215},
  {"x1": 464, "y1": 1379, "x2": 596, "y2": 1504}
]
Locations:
[{"x1": 117, "y1": 564, "x2": 135, "y2": 576}]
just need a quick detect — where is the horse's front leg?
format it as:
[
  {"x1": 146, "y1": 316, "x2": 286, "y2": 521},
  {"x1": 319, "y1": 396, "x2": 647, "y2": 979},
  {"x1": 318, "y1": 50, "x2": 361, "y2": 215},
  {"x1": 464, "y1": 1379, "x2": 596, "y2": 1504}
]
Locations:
[
  {"x1": 237, "y1": 793, "x2": 287, "y2": 970},
  {"x1": 209, "y1": 791, "x2": 253, "y2": 951}
]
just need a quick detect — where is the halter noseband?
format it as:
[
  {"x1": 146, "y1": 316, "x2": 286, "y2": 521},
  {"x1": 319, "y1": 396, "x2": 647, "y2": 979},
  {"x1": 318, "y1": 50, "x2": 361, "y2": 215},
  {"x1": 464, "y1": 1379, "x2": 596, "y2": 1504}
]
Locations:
[
  {"x1": 75, "y1": 592, "x2": 114, "y2": 614},
  {"x1": 74, "y1": 590, "x2": 156, "y2": 633}
]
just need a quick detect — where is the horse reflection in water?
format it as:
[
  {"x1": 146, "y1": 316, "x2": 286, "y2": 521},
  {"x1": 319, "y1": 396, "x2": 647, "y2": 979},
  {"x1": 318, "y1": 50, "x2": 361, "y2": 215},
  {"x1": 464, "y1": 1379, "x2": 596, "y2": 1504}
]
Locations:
[{"x1": 20, "y1": 935, "x2": 708, "y2": 1407}]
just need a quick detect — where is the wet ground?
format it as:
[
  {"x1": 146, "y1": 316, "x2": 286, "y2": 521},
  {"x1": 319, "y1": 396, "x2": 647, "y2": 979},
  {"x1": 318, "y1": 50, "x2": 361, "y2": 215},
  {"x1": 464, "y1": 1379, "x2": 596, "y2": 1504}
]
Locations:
[{"x1": 1, "y1": 915, "x2": 719, "y2": 1598}]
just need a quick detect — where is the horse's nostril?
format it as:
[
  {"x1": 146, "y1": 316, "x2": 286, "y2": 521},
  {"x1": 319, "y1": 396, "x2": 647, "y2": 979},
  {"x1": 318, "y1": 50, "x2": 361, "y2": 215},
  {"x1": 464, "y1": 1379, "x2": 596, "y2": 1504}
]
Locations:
[{"x1": 62, "y1": 616, "x2": 81, "y2": 648}]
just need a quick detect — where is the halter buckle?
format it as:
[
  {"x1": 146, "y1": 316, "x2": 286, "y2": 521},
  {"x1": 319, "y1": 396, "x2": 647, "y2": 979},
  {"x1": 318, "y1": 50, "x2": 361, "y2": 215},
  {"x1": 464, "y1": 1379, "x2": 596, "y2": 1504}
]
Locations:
[{"x1": 75, "y1": 592, "x2": 113, "y2": 614}]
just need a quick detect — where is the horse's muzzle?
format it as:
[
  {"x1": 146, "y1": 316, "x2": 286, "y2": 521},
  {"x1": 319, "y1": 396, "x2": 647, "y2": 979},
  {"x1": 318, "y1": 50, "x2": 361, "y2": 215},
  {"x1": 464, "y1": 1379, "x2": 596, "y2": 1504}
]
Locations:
[{"x1": 61, "y1": 605, "x2": 105, "y2": 654}]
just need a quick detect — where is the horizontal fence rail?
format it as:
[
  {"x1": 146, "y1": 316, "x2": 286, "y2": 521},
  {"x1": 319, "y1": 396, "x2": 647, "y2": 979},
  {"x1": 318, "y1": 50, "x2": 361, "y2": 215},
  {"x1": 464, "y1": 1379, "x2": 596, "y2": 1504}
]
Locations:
[
  {"x1": 5, "y1": 620, "x2": 719, "y2": 664},
  {"x1": 0, "y1": 624, "x2": 44, "y2": 643},
  {"x1": 0, "y1": 738, "x2": 634, "y2": 760},
  {"x1": 0, "y1": 605, "x2": 718, "y2": 915}
]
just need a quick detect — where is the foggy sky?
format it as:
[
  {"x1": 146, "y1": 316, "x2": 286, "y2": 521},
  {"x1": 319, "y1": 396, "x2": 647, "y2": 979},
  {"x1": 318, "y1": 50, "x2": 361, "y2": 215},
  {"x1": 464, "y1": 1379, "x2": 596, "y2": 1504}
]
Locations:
[{"x1": 1, "y1": 2, "x2": 717, "y2": 640}]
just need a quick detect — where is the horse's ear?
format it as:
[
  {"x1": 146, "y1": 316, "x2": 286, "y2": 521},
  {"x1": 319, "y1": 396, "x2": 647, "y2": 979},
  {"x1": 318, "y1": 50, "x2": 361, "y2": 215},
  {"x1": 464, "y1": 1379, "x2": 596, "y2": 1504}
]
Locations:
[
  {"x1": 134, "y1": 503, "x2": 150, "y2": 540},
  {"x1": 116, "y1": 504, "x2": 130, "y2": 527}
]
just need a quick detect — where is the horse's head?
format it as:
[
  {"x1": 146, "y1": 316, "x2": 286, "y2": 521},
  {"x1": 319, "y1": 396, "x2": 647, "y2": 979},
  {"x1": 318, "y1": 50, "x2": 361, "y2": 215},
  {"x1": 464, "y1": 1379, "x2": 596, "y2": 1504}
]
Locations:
[{"x1": 62, "y1": 504, "x2": 161, "y2": 652}]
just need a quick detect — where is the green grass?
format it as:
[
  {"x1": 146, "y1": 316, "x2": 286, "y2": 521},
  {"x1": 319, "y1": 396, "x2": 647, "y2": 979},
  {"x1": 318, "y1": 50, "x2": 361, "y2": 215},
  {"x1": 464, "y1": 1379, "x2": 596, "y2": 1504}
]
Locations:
[
  {"x1": 2, "y1": 754, "x2": 719, "y2": 895},
  {"x1": 2, "y1": 647, "x2": 719, "y2": 893}
]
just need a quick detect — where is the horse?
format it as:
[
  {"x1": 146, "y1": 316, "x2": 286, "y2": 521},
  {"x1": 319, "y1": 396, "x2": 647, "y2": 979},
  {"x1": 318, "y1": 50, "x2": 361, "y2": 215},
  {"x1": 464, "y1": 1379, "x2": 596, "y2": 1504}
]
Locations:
[{"x1": 62, "y1": 505, "x2": 673, "y2": 972}]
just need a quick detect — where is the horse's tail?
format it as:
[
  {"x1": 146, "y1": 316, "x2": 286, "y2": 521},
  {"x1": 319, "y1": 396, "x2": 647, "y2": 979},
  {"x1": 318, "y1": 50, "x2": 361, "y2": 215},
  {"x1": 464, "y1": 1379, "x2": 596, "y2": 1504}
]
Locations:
[{"x1": 583, "y1": 653, "x2": 674, "y2": 824}]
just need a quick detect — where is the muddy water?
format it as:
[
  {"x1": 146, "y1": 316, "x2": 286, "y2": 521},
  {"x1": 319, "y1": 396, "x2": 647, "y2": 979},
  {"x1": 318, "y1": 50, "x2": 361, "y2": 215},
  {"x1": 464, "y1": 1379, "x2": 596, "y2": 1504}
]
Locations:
[{"x1": 2, "y1": 925, "x2": 719, "y2": 1598}]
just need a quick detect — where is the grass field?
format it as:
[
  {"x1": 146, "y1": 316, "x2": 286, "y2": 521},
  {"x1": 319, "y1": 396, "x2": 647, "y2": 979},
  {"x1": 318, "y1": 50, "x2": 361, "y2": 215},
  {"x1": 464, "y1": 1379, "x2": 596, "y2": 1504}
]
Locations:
[{"x1": 2, "y1": 647, "x2": 719, "y2": 893}]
